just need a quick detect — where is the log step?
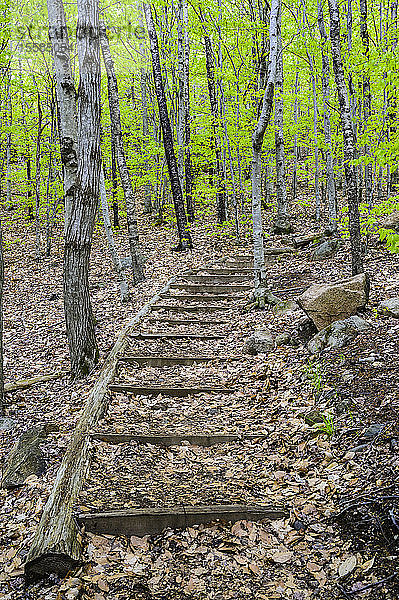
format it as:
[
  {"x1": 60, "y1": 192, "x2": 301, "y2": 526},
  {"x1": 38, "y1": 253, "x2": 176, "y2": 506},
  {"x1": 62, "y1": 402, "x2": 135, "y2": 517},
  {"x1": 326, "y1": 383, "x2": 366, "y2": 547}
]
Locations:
[
  {"x1": 77, "y1": 504, "x2": 288, "y2": 536},
  {"x1": 225, "y1": 261, "x2": 253, "y2": 269},
  {"x1": 130, "y1": 332, "x2": 223, "y2": 340},
  {"x1": 118, "y1": 356, "x2": 219, "y2": 366},
  {"x1": 161, "y1": 294, "x2": 246, "y2": 302},
  {"x1": 91, "y1": 433, "x2": 268, "y2": 446},
  {"x1": 191, "y1": 268, "x2": 253, "y2": 276},
  {"x1": 181, "y1": 274, "x2": 251, "y2": 283},
  {"x1": 151, "y1": 305, "x2": 231, "y2": 312},
  {"x1": 108, "y1": 384, "x2": 235, "y2": 396},
  {"x1": 146, "y1": 318, "x2": 229, "y2": 325},
  {"x1": 170, "y1": 284, "x2": 251, "y2": 293}
]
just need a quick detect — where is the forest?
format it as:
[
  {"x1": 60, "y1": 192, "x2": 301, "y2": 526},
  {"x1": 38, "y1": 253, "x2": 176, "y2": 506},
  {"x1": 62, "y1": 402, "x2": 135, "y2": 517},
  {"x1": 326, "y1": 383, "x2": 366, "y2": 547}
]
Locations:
[{"x1": 0, "y1": 0, "x2": 399, "y2": 598}]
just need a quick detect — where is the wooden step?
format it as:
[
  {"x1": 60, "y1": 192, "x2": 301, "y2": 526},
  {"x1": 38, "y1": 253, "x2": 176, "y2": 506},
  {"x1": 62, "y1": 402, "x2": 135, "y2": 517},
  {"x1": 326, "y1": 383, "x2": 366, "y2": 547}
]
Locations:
[
  {"x1": 179, "y1": 275, "x2": 252, "y2": 283},
  {"x1": 193, "y1": 268, "x2": 253, "y2": 276},
  {"x1": 108, "y1": 384, "x2": 235, "y2": 396},
  {"x1": 77, "y1": 504, "x2": 288, "y2": 536},
  {"x1": 225, "y1": 261, "x2": 253, "y2": 269},
  {"x1": 161, "y1": 294, "x2": 246, "y2": 302},
  {"x1": 118, "y1": 355, "x2": 218, "y2": 366},
  {"x1": 151, "y1": 305, "x2": 231, "y2": 312},
  {"x1": 146, "y1": 318, "x2": 229, "y2": 325},
  {"x1": 170, "y1": 284, "x2": 251, "y2": 293},
  {"x1": 130, "y1": 332, "x2": 223, "y2": 340},
  {"x1": 91, "y1": 433, "x2": 268, "y2": 446}
]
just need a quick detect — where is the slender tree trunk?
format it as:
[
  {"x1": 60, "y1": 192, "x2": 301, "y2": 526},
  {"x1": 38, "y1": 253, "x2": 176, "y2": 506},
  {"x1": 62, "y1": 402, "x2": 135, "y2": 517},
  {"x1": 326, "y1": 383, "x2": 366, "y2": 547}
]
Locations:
[
  {"x1": 183, "y1": 0, "x2": 194, "y2": 222},
  {"x1": 0, "y1": 218, "x2": 4, "y2": 416},
  {"x1": 144, "y1": 2, "x2": 192, "y2": 250},
  {"x1": 359, "y1": 0, "x2": 372, "y2": 205},
  {"x1": 64, "y1": 0, "x2": 101, "y2": 376},
  {"x1": 201, "y1": 17, "x2": 227, "y2": 223},
  {"x1": 99, "y1": 168, "x2": 129, "y2": 302},
  {"x1": 99, "y1": 21, "x2": 145, "y2": 283},
  {"x1": 177, "y1": 0, "x2": 185, "y2": 193},
  {"x1": 6, "y1": 70, "x2": 11, "y2": 209},
  {"x1": 328, "y1": 0, "x2": 363, "y2": 274},
  {"x1": 110, "y1": 132, "x2": 119, "y2": 227},
  {"x1": 251, "y1": 0, "x2": 280, "y2": 306},
  {"x1": 273, "y1": 8, "x2": 291, "y2": 234},
  {"x1": 317, "y1": 0, "x2": 337, "y2": 232},
  {"x1": 292, "y1": 68, "x2": 299, "y2": 201},
  {"x1": 34, "y1": 93, "x2": 42, "y2": 261}
]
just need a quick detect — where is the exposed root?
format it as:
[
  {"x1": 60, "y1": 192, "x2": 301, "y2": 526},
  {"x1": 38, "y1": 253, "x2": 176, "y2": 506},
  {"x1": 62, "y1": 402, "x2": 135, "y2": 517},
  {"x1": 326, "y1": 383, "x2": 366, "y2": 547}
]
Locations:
[{"x1": 244, "y1": 288, "x2": 282, "y2": 312}]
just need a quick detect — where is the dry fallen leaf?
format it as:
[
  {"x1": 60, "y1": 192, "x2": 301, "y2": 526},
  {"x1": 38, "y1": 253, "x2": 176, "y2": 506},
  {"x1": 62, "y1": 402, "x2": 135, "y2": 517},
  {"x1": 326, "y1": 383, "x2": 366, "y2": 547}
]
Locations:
[
  {"x1": 338, "y1": 555, "x2": 357, "y2": 578},
  {"x1": 271, "y1": 551, "x2": 293, "y2": 564}
]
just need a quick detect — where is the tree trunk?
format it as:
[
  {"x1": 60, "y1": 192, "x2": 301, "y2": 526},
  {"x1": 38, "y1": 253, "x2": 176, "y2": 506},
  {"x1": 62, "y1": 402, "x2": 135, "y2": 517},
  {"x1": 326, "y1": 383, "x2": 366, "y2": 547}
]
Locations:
[
  {"x1": 34, "y1": 93, "x2": 42, "y2": 261},
  {"x1": 0, "y1": 217, "x2": 4, "y2": 416},
  {"x1": 46, "y1": 0, "x2": 78, "y2": 224},
  {"x1": 273, "y1": 8, "x2": 291, "y2": 234},
  {"x1": 64, "y1": 0, "x2": 101, "y2": 377},
  {"x1": 200, "y1": 14, "x2": 227, "y2": 224},
  {"x1": 251, "y1": 0, "x2": 280, "y2": 306},
  {"x1": 183, "y1": 0, "x2": 194, "y2": 222},
  {"x1": 99, "y1": 169, "x2": 129, "y2": 302},
  {"x1": 360, "y1": 0, "x2": 372, "y2": 205},
  {"x1": 110, "y1": 132, "x2": 119, "y2": 227},
  {"x1": 99, "y1": 21, "x2": 145, "y2": 284},
  {"x1": 328, "y1": 0, "x2": 363, "y2": 274},
  {"x1": 143, "y1": 2, "x2": 192, "y2": 250},
  {"x1": 317, "y1": 0, "x2": 337, "y2": 232}
]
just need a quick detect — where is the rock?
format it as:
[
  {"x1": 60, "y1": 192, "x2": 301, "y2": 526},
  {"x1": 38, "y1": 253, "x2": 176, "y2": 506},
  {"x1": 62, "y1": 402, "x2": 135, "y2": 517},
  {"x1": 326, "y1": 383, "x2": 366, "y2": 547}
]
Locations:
[
  {"x1": 293, "y1": 232, "x2": 323, "y2": 248},
  {"x1": 290, "y1": 317, "x2": 318, "y2": 346},
  {"x1": 382, "y1": 210, "x2": 399, "y2": 232},
  {"x1": 297, "y1": 273, "x2": 370, "y2": 330},
  {"x1": 121, "y1": 255, "x2": 132, "y2": 268},
  {"x1": 307, "y1": 315, "x2": 371, "y2": 354},
  {"x1": 272, "y1": 215, "x2": 294, "y2": 235},
  {"x1": 0, "y1": 417, "x2": 15, "y2": 432},
  {"x1": 311, "y1": 238, "x2": 340, "y2": 260},
  {"x1": 275, "y1": 332, "x2": 291, "y2": 346},
  {"x1": 362, "y1": 423, "x2": 384, "y2": 439},
  {"x1": 244, "y1": 329, "x2": 274, "y2": 355},
  {"x1": 377, "y1": 297, "x2": 399, "y2": 318}
]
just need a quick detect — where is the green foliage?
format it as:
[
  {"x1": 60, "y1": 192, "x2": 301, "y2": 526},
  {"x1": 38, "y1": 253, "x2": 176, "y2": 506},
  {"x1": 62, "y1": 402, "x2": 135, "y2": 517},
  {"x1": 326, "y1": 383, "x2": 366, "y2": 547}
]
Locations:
[{"x1": 315, "y1": 413, "x2": 335, "y2": 437}]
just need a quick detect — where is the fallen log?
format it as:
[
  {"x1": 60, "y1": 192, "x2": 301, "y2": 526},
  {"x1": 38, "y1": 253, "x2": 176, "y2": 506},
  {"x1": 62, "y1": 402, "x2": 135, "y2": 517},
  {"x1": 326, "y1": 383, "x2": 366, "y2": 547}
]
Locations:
[
  {"x1": 24, "y1": 276, "x2": 177, "y2": 582},
  {"x1": 78, "y1": 504, "x2": 288, "y2": 536},
  {"x1": 4, "y1": 372, "x2": 67, "y2": 393},
  {"x1": 1, "y1": 426, "x2": 48, "y2": 488}
]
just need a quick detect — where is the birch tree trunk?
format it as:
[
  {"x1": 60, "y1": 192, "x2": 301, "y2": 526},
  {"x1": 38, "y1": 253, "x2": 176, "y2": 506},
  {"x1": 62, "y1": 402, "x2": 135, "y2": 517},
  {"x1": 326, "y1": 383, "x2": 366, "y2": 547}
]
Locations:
[
  {"x1": 359, "y1": 0, "x2": 372, "y2": 205},
  {"x1": 99, "y1": 168, "x2": 129, "y2": 302},
  {"x1": 317, "y1": 0, "x2": 337, "y2": 232},
  {"x1": 144, "y1": 2, "x2": 192, "y2": 250},
  {"x1": 183, "y1": 0, "x2": 194, "y2": 222},
  {"x1": 177, "y1": 0, "x2": 185, "y2": 193},
  {"x1": 99, "y1": 21, "x2": 144, "y2": 284},
  {"x1": 273, "y1": 7, "x2": 291, "y2": 235},
  {"x1": 328, "y1": 0, "x2": 363, "y2": 274},
  {"x1": 0, "y1": 218, "x2": 4, "y2": 416},
  {"x1": 64, "y1": 0, "x2": 101, "y2": 376},
  {"x1": 251, "y1": 0, "x2": 280, "y2": 307},
  {"x1": 34, "y1": 93, "x2": 42, "y2": 260},
  {"x1": 46, "y1": 0, "x2": 78, "y2": 224}
]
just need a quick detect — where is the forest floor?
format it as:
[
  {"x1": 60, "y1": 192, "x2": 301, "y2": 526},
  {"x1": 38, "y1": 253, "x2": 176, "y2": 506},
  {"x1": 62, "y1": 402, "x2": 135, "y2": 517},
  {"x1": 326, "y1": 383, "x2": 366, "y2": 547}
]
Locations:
[{"x1": 0, "y1": 193, "x2": 398, "y2": 600}]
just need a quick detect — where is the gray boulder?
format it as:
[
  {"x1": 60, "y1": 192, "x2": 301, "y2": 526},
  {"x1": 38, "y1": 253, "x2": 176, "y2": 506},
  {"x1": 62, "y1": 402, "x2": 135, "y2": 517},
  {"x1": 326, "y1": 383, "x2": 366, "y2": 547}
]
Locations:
[
  {"x1": 244, "y1": 329, "x2": 274, "y2": 355},
  {"x1": 272, "y1": 215, "x2": 294, "y2": 235},
  {"x1": 297, "y1": 273, "x2": 370, "y2": 330},
  {"x1": 307, "y1": 315, "x2": 371, "y2": 354},
  {"x1": 377, "y1": 297, "x2": 399, "y2": 318},
  {"x1": 382, "y1": 210, "x2": 399, "y2": 232},
  {"x1": 311, "y1": 238, "x2": 340, "y2": 260}
]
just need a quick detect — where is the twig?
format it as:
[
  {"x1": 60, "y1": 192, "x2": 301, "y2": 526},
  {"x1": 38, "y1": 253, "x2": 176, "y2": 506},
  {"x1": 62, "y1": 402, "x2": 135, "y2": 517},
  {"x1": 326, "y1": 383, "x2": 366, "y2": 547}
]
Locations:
[{"x1": 339, "y1": 572, "x2": 397, "y2": 596}]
